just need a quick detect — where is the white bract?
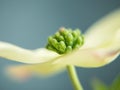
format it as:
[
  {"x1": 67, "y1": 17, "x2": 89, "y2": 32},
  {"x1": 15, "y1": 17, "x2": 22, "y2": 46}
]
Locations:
[{"x1": 0, "y1": 9, "x2": 120, "y2": 78}]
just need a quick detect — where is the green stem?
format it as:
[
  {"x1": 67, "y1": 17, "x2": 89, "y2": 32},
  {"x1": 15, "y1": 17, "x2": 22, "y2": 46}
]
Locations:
[{"x1": 67, "y1": 65, "x2": 83, "y2": 90}]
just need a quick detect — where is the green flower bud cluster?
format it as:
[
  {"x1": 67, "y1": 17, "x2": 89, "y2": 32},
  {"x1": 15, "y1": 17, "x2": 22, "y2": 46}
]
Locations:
[{"x1": 46, "y1": 27, "x2": 84, "y2": 54}]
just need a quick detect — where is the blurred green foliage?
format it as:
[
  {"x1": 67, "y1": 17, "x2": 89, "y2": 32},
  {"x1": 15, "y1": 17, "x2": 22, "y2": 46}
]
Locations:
[{"x1": 91, "y1": 74, "x2": 120, "y2": 90}]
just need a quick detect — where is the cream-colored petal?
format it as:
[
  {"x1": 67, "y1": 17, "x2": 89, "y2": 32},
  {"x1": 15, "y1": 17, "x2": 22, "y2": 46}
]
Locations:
[
  {"x1": 83, "y1": 9, "x2": 120, "y2": 48},
  {"x1": 53, "y1": 47, "x2": 119, "y2": 68},
  {"x1": 6, "y1": 44, "x2": 119, "y2": 79},
  {"x1": 0, "y1": 41, "x2": 60, "y2": 63},
  {"x1": 7, "y1": 61, "x2": 65, "y2": 79}
]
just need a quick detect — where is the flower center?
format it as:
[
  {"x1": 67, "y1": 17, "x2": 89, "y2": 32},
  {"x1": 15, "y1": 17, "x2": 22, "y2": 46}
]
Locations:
[{"x1": 46, "y1": 27, "x2": 84, "y2": 54}]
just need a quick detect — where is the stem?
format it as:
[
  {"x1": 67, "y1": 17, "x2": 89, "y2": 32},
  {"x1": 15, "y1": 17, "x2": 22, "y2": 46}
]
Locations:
[{"x1": 67, "y1": 65, "x2": 83, "y2": 90}]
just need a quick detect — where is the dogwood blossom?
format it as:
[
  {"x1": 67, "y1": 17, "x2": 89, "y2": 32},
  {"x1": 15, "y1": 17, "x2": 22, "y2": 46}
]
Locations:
[{"x1": 0, "y1": 9, "x2": 120, "y2": 79}]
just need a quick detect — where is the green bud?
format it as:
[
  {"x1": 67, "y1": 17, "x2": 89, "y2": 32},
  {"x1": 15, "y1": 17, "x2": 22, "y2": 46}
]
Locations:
[
  {"x1": 55, "y1": 32, "x2": 60, "y2": 38},
  {"x1": 60, "y1": 29, "x2": 69, "y2": 36},
  {"x1": 66, "y1": 46, "x2": 72, "y2": 53},
  {"x1": 54, "y1": 32, "x2": 64, "y2": 41},
  {"x1": 56, "y1": 35, "x2": 64, "y2": 41},
  {"x1": 66, "y1": 33, "x2": 74, "y2": 42},
  {"x1": 46, "y1": 44, "x2": 57, "y2": 52},
  {"x1": 65, "y1": 33, "x2": 74, "y2": 46},
  {"x1": 59, "y1": 41, "x2": 66, "y2": 49},
  {"x1": 77, "y1": 36, "x2": 83, "y2": 45},
  {"x1": 73, "y1": 44, "x2": 80, "y2": 49},
  {"x1": 48, "y1": 36, "x2": 53, "y2": 44},
  {"x1": 57, "y1": 41, "x2": 66, "y2": 53},
  {"x1": 51, "y1": 39, "x2": 58, "y2": 49},
  {"x1": 72, "y1": 31, "x2": 78, "y2": 40},
  {"x1": 59, "y1": 36, "x2": 64, "y2": 41},
  {"x1": 46, "y1": 27, "x2": 84, "y2": 54}
]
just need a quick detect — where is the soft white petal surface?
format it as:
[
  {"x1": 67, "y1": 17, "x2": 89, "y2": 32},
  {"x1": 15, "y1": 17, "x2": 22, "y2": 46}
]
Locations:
[
  {"x1": 0, "y1": 41, "x2": 60, "y2": 64},
  {"x1": 7, "y1": 61, "x2": 65, "y2": 79},
  {"x1": 83, "y1": 9, "x2": 120, "y2": 48},
  {"x1": 53, "y1": 47, "x2": 119, "y2": 67}
]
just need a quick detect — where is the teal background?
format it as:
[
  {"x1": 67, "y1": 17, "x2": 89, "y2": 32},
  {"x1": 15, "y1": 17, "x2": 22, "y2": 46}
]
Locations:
[{"x1": 0, "y1": 0, "x2": 120, "y2": 90}]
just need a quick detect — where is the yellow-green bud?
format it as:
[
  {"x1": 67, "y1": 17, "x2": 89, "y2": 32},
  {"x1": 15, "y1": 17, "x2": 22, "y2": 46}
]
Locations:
[
  {"x1": 46, "y1": 27, "x2": 84, "y2": 54},
  {"x1": 66, "y1": 46, "x2": 72, "y2": 53},
  {"x1": 58, "y1": 41, "x2": 66, "y2": 53}
]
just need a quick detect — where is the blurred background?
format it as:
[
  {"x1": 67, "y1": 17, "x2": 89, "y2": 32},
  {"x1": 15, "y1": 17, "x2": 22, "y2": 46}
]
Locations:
[{"x1": 0, "y1": 0, "x2": 120, "y2": 90}]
